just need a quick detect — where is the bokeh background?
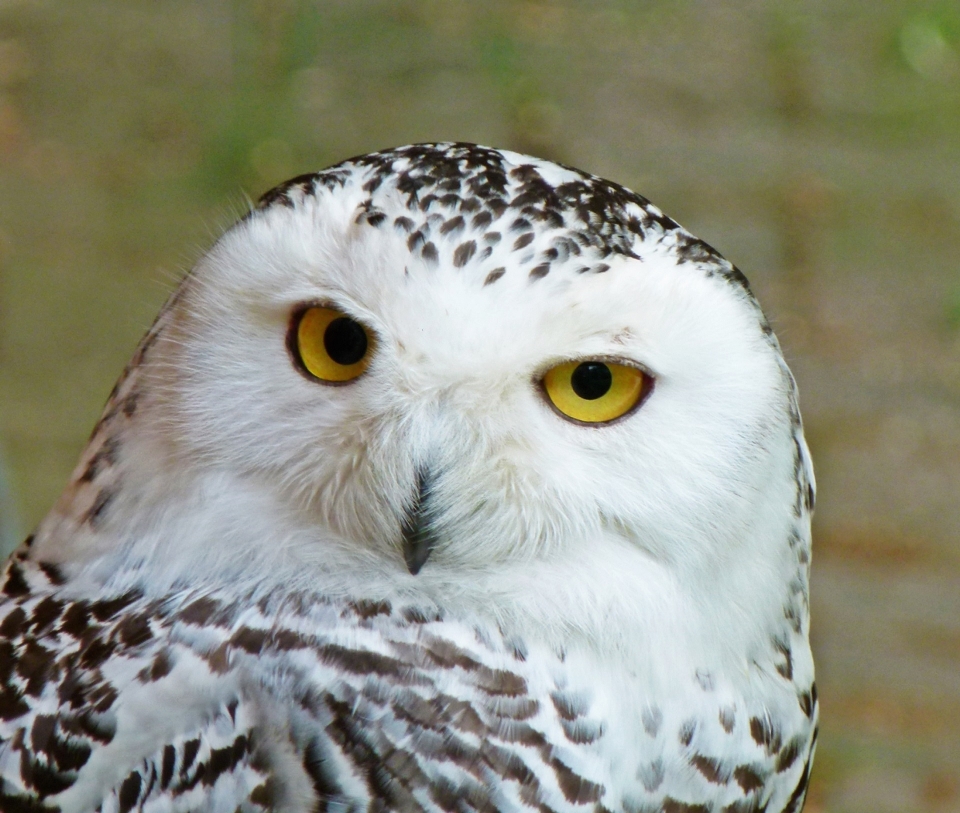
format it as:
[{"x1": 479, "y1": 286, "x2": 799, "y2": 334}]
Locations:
[{"x1": 0, "y1": 1, "x2": 958, "y2": 810}]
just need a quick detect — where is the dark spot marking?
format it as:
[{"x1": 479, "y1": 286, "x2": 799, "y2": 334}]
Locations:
[
  {"x1": 79, "y1": 637, "x2": 116, "y2": 670},
  {"x1": 679, "y1": 718, "x2": 697, "y2": 746},
  {"x1": 749, "y1": 716, "x2": 782, "y2": 754},
  {"x1": 29, "y1": 597, "x2": 64, "y2": 634},
  {"x1": 62, "y1": 709, "x2": 115, "y2": 744},
  {"x1": 250, "y1": 782, "x2": 274, "y2": 807},
  {"x1": 122, "y1": 391, "x2": 139, "y2": 417},
  {"x1": 776, "y1": 736, "x2": 803, "y2": 772},
  {"x1": 230, "y1": 627, "x2": 268, "y2": 654},
  {"x1": 662, "y1": 799, "x2": 709, "y2": 813},
  {"x1": 181, "y1": 738, "x2": 201, "y2": 774},
  {"x1": 392, "y1": 688, "x2": 446, "y2": 730},
  {"x1": 471, "y1": 211, "x2": 493, "y2": 229},
  {"x1": 734, "y1": 764, "x2": 765, "y2": 793},
  {"x1": 317, "y1": 644, "x2": 407, "y2": 679},
  {"x1": 90, "y1": 592, "x2": 138, "y2": 622},
  {"x1": 512, "y1": 233, "x2": 535, "y2": 251},
  {"x1": 118, "y1": 771, "x2": 142, "y2": 813},
  {"x1": 161, "y1": 745, "x2": 176, "y2": 788},
  {"x1": 0, "y1": 683, "x2": 29, "y2": 720},
  {"x1": 439, "y1": 215, "x2": 464, "y2": 235},
  {"x1": 445, "y1": 697, "x2": 485, "y2": 736},
  {"x1": 20, "y1": 750, "x2": 75, "y2": 796},
  {"x1": 474, "y1": 668, "x2": 527, "y2": 697},
  {"x1": 560, "y1": 717, "x2": 603, "y2": 744},
  {"x1": 255, "y1": 173, "x2": 318, "y2": 209},
  {"x1": 421, "y1": 241, "x2": 438, "y2": 263},
  {"x1": 38, "y1": 563, "x2": 65, "y2": 586},
  {"x1": 407, "y1": 230, "x2": 426, "y2": 252},
  {"x1": 3, "y1": 563, "x2": 30, "y2": 597},
  {"x1": 401, "y1": 606, "x2": 441, "y2": 624},
  {"x1": 60, "y1": 603, "x2": 90, "y2": 637},
  {"x1": 0, "y1": 606, "x2": 26, "y2": 637},
  {"x1": 393, "y1": 216, "x2": 414, "y2": 232},
  {"x1": 422, "y1": 636, "x2": 482, "y2": 671},
  {"x1": 453, "y1": 240, "x2": 477, "y2": 267},
  {"x1": 485, "y1": 694, "x2": 538, "y2": 721},
  {"x1": 141, "y1": 649, "x2": 174, "y2": 682},
  {"x1": 719, "y1": 705, "x2": 736, "y2": 733},
  {"x1": 480, "y1": 741, "x2": 538, "y2": 790},
  {"x1": 301, "y1": 736, "x2": 341, "y2": 802},
  {"x1": 551, "y1": 756, "x2": 602, "y2": 803},
  {"x1": 48, "y1": 728, "x2": 91, "y2": 773},
  {"x1": 691, "y1": 754, "x2": 727, "y2": 784},
  {"x1": 773, "y1": 637, "x2": 793, "y2": 680},
  {"x1": 79, "y1": 438, "x2": 120, "y2": 482},
  {"x1": 529, "y1": 263, "x2": 550, "y2": 280},
  {"x1": 17, "y1": 640, "x2": 55, "y2": 695},
  {"x1": 178, "y1": 597, "x2": 223, "y2": 626},
  {"x1": 550, "y1": 691, "x2": 587, "y2": 721},
  {"x1": 496, "y1": 719, "x2": 547, "y2": 748},
  {"x1": 118, "y1": 614, "x2": 153, "y2": 648},
  {"x1": 203, "y1": 735, "x2": 249, "y2": 786},
  {"x1": 350, "y1": 599, "x2": 391, "y2": 619}
]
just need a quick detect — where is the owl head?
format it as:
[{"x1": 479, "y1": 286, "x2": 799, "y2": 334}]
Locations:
[{"x1": 38, "y1": 144, "x2": 813, "y2": 666}]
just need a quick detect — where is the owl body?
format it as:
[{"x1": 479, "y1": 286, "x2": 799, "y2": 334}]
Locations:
[{"x1": 0, "y1": 144, "x2": 816, "y2": 812}]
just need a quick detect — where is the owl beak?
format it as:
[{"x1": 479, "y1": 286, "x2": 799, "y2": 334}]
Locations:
[{"x1": 400, "y1": 468, "x2": 436, "y2": 575}]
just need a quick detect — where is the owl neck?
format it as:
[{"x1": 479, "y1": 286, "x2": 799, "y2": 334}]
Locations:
[{"x1": 31, "y1": 438, "x2": 812, "y2": 697}]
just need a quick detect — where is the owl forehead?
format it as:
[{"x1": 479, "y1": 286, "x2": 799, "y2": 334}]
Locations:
[
  {"x1": 251, "y1": 143, "x2": 752, "y2": 299},
  {"x1": 213, "y1": 144, "x2": 771, "y2": 374}
]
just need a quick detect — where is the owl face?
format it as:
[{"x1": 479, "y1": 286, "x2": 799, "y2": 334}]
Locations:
[{"x1": 146, "y1": 146, "x2": 800, "y2": 605}]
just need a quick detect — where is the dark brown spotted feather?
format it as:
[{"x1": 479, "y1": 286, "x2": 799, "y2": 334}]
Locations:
[{"x1": 0, "y1": 552, "x2": 816, "y2": 812}]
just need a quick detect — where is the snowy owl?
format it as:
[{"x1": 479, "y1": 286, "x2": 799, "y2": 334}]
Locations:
[{"x1": 0, "y1": 143, "x2": 816, "y2": 812}]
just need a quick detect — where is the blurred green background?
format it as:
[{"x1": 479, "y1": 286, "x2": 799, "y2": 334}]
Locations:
[{"x1": 0, "y1": 1, "x2": 958, "y2": 810}]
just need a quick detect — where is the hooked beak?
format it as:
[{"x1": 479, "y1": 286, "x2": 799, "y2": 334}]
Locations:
[{"x1": 401, "y1": 468, "x2": 438, "y2": 575}]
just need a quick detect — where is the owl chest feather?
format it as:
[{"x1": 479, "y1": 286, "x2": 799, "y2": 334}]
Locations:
[{"x1": 0, "y1": 555, "x2": 815, "y2": 813}]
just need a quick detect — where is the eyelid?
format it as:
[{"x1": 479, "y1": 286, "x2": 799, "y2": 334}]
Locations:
[{"x1": 533, "y1": 355, "x2": 655, "y2": 383}]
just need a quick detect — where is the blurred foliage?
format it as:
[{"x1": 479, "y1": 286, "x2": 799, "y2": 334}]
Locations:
[{"x1": 1, "y1": 2, "x2": 959, "y2": 811}]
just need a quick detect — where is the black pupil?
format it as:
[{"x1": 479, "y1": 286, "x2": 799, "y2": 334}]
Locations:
[
  {"x1": 571, "y1": 362, "x2": 613, "y2": 400},
  {"x1": 323, "y1": 317, "x2": 368, "y2": 366}
]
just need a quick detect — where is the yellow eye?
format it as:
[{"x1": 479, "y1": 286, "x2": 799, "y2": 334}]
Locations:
[
  {"x1": 291, "y1": 306, "x2": 374, "y2": 383},
  {"x1": 542, "y1": 360, "x2": 650, "y2": 424}
]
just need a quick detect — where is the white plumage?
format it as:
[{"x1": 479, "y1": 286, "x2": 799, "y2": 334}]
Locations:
[{"x1": 0, "y1": 143, "x2": 816, "y2": 812}]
